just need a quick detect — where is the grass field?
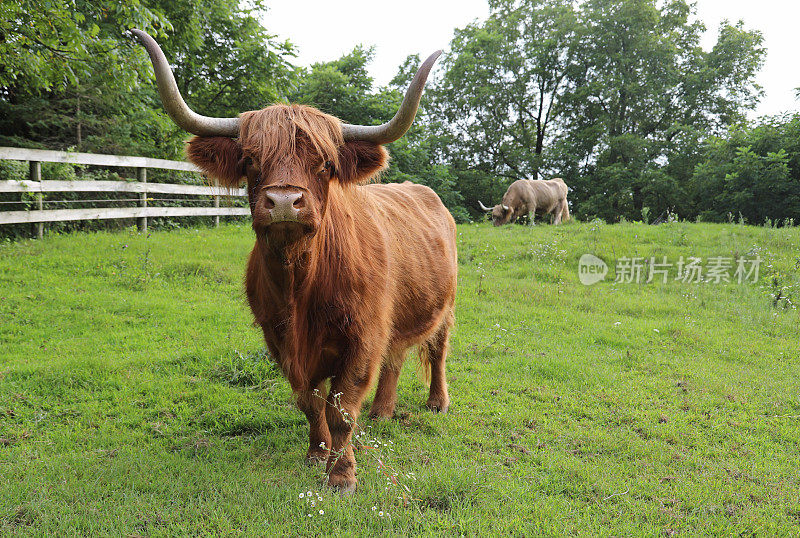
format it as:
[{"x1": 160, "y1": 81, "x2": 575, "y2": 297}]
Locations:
[{"x1": 1, "y1": 220, "x2": 799, "y2": 536}]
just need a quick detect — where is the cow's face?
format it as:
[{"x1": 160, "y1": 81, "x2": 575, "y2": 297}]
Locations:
[
  {"x1": 491, "y1": 205, "x2": 513, "y2": 226},
  {"x1": 187, "y1": 106, "x2": 388, "y2": 248},
  {"x1": 242, "y1": 143, "x2": 331, "y2": 245}
]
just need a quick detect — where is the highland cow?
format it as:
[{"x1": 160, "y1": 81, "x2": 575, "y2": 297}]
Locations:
[
  {"x1": 133, "y1": 30, "x2": 457, "y2": 493},
  {"x1": 479, "y1": 177, "x2": 570, "y2": 226}
]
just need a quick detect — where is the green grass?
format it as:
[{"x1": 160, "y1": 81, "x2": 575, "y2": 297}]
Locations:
[{"x1": 1, "y1": 220, "x2": 799, "y2": 536}]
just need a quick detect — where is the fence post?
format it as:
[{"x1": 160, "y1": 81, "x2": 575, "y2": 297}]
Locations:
[
  {"x1": 213, "y1": 180, "x2": 220, "y2": 227},
  {"x1": 29, "y1": 161, "x2": 43, "y2": 239},
  {"x1": 137, "y1": 167, "x2": 147, "y2": 233}
]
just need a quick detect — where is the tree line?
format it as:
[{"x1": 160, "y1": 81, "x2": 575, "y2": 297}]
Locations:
[{"x1": 2, "y1": 0, "x2": 797, "y2": 225}]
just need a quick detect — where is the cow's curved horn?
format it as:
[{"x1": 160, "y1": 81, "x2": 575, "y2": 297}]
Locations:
[
  {"x1": 502, "y1": 204, "x2": 511, "y2": 211},
  {"x1": 341, "y1": 50, "x2": 441, "y2": 144},
  {"x1": 478, "y1": 201, "x2": 493, "y2": 212},
  {"x1": 131, "y1": 29, "x2": 240, "y2": 137}
]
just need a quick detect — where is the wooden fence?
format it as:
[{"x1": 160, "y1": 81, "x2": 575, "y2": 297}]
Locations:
[{"x1": 0, "y1": 146, "x2": 248, "y2": 238}]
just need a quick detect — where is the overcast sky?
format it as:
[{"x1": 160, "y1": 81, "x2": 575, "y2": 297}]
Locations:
[{"x1": 265, "y1": 0, "x2": 798, "y2": 118}]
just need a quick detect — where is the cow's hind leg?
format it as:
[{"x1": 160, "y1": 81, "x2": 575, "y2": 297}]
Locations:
[
  {"x1": 369, "y1": 352, "x2": 406, "y2": 419},
  {"x1": 297, "y1": 382, "x2": 331, "y2": 465},
  {"x1": 423, "y1": 321, "x2": 452, "y2": 413},
  {"x1": 553, "y1": 202, "x2": 563, "y2": 225}
]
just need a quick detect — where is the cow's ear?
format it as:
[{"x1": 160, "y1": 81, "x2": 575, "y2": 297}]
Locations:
[
  {"x1": 186, "y1": 136, "x2": 244, "y2": 188},
  {"x1": 335, "y1": 141, "x2": 389, "y2": 184}
]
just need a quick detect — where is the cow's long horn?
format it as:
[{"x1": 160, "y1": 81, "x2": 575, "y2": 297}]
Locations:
[
  {"x1": 131, "y1": 29, "x2": 240, "y2": 137},
  {"x1": 341, "y1": 50, "x2": 441, "y2": 144},
  {"x1": 478, "y1": 201, "x2": 493, "y2": 212}
]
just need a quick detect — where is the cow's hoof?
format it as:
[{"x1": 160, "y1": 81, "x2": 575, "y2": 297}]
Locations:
[
  {"x1": 426, "y1": 399, "x2": 449, "y2": 414},
  {"x1": 305, "y1": 455, "x2": 326, "y2": 466},
  {"x1": 368, "y1": 409, "x2": 394, "y2": 421},
  {"x1": 305, "y1": 449, "x2": 329, "y2": 466},
  {"x1": 327, "y1": 474, "x2": 357, "y2": 495}
]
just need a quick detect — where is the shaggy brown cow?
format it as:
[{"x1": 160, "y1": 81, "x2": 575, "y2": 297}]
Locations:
[
  {"x1": 132, "y1": 30, "x2": 457, "y2": 493},
  {"x1": 479, "y1": 177, "x2": 570, "y2": 226}
]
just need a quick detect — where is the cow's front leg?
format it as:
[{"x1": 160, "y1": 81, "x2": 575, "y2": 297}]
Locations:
[
  {"x1": 297, "y1": 382, "x2": 331, "y2": 465},
  {"x1": 324, "y1": 362, "x2": 378, "y2": 494}
]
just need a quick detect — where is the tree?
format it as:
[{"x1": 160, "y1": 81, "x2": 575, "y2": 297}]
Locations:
[
  {"x1": 149, "y1": 0, "x2": 296, "y2": 118},
  {"x1": 0, "y1": 0, "x2": 168, "y2": 95},
  {"x1": 0, "y1": 0, "x2": 175, "y2": 153},
  {"x1": 0, "y1": 0, "x2": 296, "y2": 159},
  {"x1": 291, "y1": 45, "x2": 395, "y2": 126},
  {"x1": 690, "y1": 114, "x2": 800, "y2": 224},
  {"x1": 564, "y1": 0, "x2": 765, "y2": 220},
  {"x1": 432, "y1": 0, "x2": 580, "y2": 184}
]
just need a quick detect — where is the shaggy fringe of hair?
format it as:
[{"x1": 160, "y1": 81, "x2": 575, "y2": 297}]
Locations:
[{"x1": 239, "y1": 104, "x2": 343, "y2": 171}]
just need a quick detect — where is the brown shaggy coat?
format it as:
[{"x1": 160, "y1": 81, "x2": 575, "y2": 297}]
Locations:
[
  {"x1": 489, "y1": 177, "x2": 570, "y2": 226},
  {"x1": 186, "y1": 104, "x2": 457, "y2": 493}
]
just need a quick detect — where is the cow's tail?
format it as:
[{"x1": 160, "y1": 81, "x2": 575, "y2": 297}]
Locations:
[
  {"x1": 416, "y1": 310, "x2": 454, "y2": 386},
  {"x1": 417, "y1": 342, "x2": 433, "y2": 386}
]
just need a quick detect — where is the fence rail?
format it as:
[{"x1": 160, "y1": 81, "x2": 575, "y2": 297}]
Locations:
[
  {"x1": 0, "y1": 146, "x2": 200, "y2": 172},
  {"x1": 0, "y1": 180, "x2": 244, "y2": 196},
  {"x1": 0, "y1": 206, "x2": 250, "y2": 225},
  {"x1": 0, "y1": 146, "x2": 248, "y2": 237}
]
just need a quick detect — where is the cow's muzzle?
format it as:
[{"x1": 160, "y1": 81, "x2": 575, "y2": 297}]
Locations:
[{"x1": 264, "y1": 189, "x2": 304, "y2": 223}]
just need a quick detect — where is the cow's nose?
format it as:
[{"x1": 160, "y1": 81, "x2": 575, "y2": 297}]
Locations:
[{"x1": 264, "y1": 190, "x2": 304, "y2": 222}]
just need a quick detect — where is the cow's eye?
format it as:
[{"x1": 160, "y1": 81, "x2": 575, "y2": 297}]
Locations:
[{"x1": 319, "y1": 161, "x2": 333, "y2": 176}]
